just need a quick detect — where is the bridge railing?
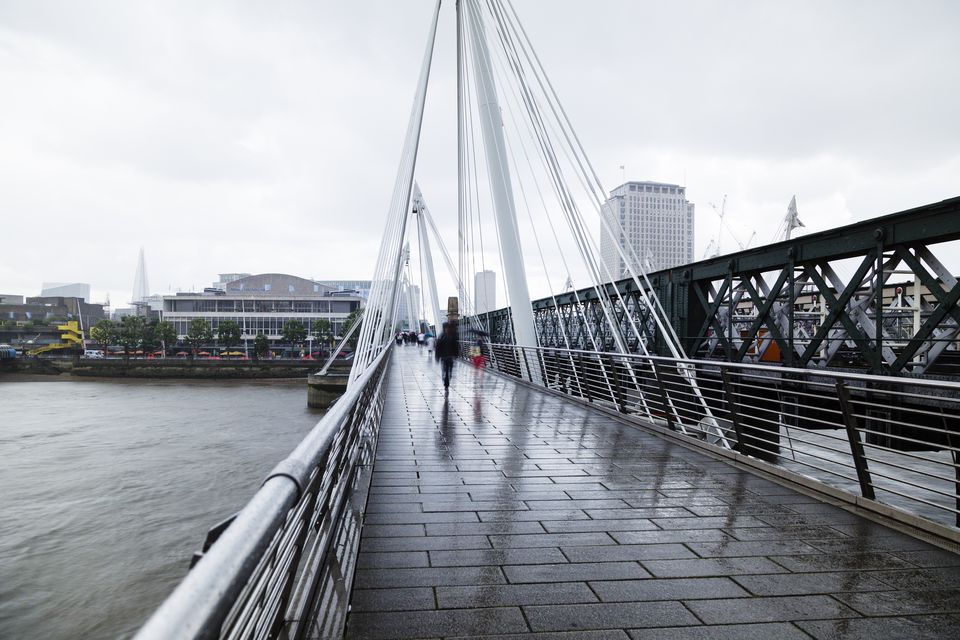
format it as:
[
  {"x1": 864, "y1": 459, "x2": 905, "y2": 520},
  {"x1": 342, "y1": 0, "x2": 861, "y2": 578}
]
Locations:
[
  {"x1": 485, "y1": 343, "x2": 960, "y2": 534},
  {"x1": 135, "y1": 345, "x2": 393, "y2": 640}
]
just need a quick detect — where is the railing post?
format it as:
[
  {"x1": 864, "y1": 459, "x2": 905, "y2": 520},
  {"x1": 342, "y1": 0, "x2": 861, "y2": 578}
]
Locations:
[
  {"x1": 651, "y1": 360, "x2": 675, "y2": 431},
  {"x1": 606, "y1": 354, "x2": 627, "y2": 414},
  {"x1": 835, "y1": 379, "x2": 876, "y2": 500},
  {"x1": 720, "y1": 368, "x2": 744, "y2": 453},
  {"x1": 578, "y1": 351, "x2": 593, "y2": 402},
  {"x1": 520, "y1": 347, "x2": 532, "y2": 383}
]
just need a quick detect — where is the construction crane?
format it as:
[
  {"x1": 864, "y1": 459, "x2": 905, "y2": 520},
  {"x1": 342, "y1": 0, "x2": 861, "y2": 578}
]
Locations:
[
  {"x1": 702, "y1": 238, "x2": 718, "y2": 260},
  {"x1": 707, "y1": 195, "x2": 757, "y2": 255}
]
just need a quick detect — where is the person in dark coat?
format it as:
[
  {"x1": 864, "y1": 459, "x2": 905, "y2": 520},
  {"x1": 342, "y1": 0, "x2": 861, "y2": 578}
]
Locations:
[{"x1": 434, "y1": 322, "x2": 460, "y2": 394}]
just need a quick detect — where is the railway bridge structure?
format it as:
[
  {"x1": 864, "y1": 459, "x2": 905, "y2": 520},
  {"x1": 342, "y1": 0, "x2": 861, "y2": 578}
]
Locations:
[{"x1": 136, "y1": 1, "x2": 960, "y2": 638}]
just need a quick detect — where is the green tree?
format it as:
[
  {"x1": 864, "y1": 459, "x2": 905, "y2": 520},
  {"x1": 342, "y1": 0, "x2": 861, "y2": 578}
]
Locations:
[
  {"x1": 311, "y1": 318, "x2": 333, "y2": 349},
  {"x1": 141, "y1": 320, "x2": 159, "y2": 355},
  {"x1": 217, "y1": 320, "x2": 242, "y2": 352},
  {"x1": 118, "y1": 315, "x2": 146, "y2": 361},
  {"x1": 90, "y1": 319, "x2": 117, "y2": 351},
  {"x1": 341, "y1": 309, "x2": 363, "y2": 347},
  {"x1": 185, "y1": 318, "x2": 213, "y2": 358},
  {"x1": 155, "y1": 320, "x2": 177, "y2": 356},
  {"x1": 281, "y1": 319, "x2": 307, "y2": 355},
  {"x1": 253, "y1": 332, "x2": 269, "y2": 362}
]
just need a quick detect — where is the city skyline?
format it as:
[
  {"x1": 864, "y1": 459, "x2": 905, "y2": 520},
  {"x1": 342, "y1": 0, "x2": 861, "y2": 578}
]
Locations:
[{"x1": 1, "y1": 1, "x2": 957, "y2": 308}]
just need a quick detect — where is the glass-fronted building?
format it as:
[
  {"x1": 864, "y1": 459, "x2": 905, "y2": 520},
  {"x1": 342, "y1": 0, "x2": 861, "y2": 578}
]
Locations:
[{"x1": 162, "y1": 274, "x2": 363, "y2": 344}]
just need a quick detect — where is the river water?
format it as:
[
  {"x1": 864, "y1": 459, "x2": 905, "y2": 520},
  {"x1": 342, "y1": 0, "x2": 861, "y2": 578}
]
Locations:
[{"x1": 0, "y1": 377, "x2": 324, "y2": 640}]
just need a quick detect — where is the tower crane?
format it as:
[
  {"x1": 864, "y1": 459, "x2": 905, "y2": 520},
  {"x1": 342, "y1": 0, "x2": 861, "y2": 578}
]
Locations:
[{"x1": 707, "y1": 195, "x2": 757, "y2": 255}]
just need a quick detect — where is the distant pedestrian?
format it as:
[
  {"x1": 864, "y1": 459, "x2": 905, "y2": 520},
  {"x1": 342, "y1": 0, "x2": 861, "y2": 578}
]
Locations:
[
  {"x1": 434, "y1": 322, "x2": 459, "y2": 395},
  {"x1": 426, "y1": 332, "x2": 436, "y2": 355},
  {"x1": 471, "y1": 338, "x2": 487, "y2": 368}
]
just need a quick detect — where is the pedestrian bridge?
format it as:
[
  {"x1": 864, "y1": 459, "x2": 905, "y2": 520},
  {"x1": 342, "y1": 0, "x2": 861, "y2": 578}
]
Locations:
[
  {"x1": 137, "y1": 346, "x2": 960, "y2": 640},
  {"x1": 135, "y1": 0, "x2": 960, "y2": 635}
]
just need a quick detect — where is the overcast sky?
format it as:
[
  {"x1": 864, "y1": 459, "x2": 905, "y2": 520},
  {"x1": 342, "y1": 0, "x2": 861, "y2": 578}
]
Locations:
[{"x1": 1, "y1": 0, "x2": 957, "y2": 308}]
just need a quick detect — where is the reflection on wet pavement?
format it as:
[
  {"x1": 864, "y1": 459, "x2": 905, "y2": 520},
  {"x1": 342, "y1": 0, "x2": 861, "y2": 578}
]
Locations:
[{"x1": 345, "y1": 348, "x2": 960, "y2": 639}]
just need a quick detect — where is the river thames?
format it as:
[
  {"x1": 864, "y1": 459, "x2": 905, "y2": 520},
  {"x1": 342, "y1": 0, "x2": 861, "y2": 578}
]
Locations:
[{"x1": 0, "y1": 377, "x2": 323, "y2": 640}]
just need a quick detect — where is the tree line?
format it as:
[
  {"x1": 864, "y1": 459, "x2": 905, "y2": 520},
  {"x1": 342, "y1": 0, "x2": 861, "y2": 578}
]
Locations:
[{"x1": 88, "y1": 310, "x2": 361, "y2": 360}]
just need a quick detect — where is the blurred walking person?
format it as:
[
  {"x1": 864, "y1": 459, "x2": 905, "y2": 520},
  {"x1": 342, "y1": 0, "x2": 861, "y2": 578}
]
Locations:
[{"x1": 434, "y1": 322, "x2": 459, "y2": 395}]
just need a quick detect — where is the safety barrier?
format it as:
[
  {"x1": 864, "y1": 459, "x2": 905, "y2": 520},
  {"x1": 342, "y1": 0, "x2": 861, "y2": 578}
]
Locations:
[
  {"x1": 486, "y1": 343, "x2": 960, "y2": 531},
  {"x1": 135, "y1": 346, "x2": 392, "y2": 640}
]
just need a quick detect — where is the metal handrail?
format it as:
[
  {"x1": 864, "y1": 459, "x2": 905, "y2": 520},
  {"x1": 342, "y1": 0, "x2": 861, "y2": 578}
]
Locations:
[
  {"x1": 484, "y1": 342, "x2": 960, "y2": 531},
  {"x1": 135, "y1": 345, "x2": 392, "y2": 640}
]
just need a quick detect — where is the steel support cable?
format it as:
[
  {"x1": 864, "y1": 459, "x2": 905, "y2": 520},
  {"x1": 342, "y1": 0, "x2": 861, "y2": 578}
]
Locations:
[
  {"x1": 415, "y1": 208, "x2": 431, "y2": 327},
  {"x1": 483, "y1": 23, "x2": 641, "y2": 410},
  {"x1": 463, "y1": 0, "x2": 532, "y2": 348},
  {"x1": 419, "y1": 200, "x2": 479, "y2": 329},
  {"x1": 351, "y1": 0, "x2": 442, "y2": 382},
  {"x1": 419, "y1": 200, "x2": 480, "y2": 331},
  {"x1": 494, "y1": 69, "x2": 570, "y2": 350},
  {"x1": 363, "y1": 37, "x2": 433, "y2": 358},
  {"x1": 481, "y1": 0, "x2": 657, "y2": 418},
  {"x1": 498, "y1": 0, "x2": 675, "y2": 341},
  {"x1": 482, "y1": 18, "x2": 624, "y2": 349},
  {"x1": 463, "y1": 8, "x2": 484, "y2": 321},
  {"x1": 459, "y1": 18, "x2": 486, "y2": 323},
  {"x1": 457, "y1": 2, "x2": 467, "y2": 323},
  {"x1": 482, "y1": 14, "x2": 596, "y2": 349},
  {"x1": 500, "y1": 0, "x2": 686, "y2": 358},
  {"x1": 466, "y1": 1, "x2": 519, "y2": 328},
  {"x1": 482, "y1": 0, "x2": 645, "y2": 358},
  {"x1": 481, "y1": 23, "x2": 570, "y2": 350},
  {"x1": 484, "y1": 36, "x2": 600, "y2": 353},
  {"x1": 366, "y1": 91, "x2": 424, "y2": 347}
]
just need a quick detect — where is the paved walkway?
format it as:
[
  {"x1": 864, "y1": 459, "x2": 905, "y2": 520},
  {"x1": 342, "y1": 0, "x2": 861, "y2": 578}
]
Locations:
[{"x1": 345, "y1": 348, "x2": 960, "y2": 639}]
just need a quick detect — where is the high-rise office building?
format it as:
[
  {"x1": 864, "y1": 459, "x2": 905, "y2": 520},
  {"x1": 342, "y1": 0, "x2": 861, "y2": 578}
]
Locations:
[
  {"x1": 474, "y1": 270, "x2": 497, "y2": 314},
  {"x1": 599, "y1": 181, "x2": 694, "y2": 277}
]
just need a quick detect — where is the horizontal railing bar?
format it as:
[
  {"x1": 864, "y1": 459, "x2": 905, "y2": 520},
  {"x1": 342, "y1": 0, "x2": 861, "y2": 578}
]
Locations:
[
  {"x1": 483, "y1": 343, "x2": 960, "y2": 535},
  {"x1": 502, "y1": 343, "x2": 960, "y2": 392},
  {"x1": 854, "y1": 426, "x2": 960, "y2": 454},
  {"x1": 135, "y1": 345, "x2": 391, "y2": 640},
  {"x1": 863, "y1": 461, "x2": 960, "y2": 489},
  {"x1": 870, "y1": 485, "x2": 960, "y2": 515}
]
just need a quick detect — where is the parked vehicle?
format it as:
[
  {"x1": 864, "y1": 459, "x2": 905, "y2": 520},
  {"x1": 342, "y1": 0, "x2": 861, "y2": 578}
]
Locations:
[{"x1": 83, "y1": 350, "x2": 105, "y2": 359}]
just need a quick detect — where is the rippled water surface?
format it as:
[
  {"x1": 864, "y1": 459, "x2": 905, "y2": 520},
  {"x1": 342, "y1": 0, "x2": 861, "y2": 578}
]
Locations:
[{"x1": 0, "y1": 377, "x2": 323, "y2": 640}]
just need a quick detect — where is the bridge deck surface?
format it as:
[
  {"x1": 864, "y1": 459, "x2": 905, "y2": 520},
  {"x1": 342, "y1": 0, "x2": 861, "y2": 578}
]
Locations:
[{"x1": 344, "y1": 348, "x2": 960, "y2": 639}]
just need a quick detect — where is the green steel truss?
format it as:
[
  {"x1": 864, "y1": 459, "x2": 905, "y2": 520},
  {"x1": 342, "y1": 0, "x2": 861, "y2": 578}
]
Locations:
[{"x1": 474, "y1": 196, "x2": 960, "y2": 376}]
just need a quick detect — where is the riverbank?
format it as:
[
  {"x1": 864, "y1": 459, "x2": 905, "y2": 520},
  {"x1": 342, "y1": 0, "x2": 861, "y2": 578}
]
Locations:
[{"x1": 0, "y1": 358, "x2": 351, "y2": 379}]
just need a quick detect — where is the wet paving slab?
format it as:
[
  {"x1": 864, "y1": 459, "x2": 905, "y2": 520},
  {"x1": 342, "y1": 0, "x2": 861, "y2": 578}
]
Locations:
[{"x1": 343, "y1": 349, "x2": 960, "y2": 639}]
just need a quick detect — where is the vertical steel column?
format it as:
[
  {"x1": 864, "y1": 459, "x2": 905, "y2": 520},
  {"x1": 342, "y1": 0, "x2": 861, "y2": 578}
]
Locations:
[
  {"x1": 874, "y1": 233, "x2": 885, "y2": 373},
  {"x1": 652, "y1": 360, "x2": 675, "y2": 431},
  {"x1": 463, "y1": 0, "x2": 541, "y2": 383},
  {"x1": 725, "y1": 269, "x2": 734, "y2": 361},
  {"x1": 607, "y1": 354, "x2": 627, "y2": 413},
  {"x1": 720, "y1": 369, "x2": 744, "y2": 452},
  {"x1": 787, "y1": 250, "x2": 796, "y2": 367},
  {"x1": 413, "y1": 185, "x2": 443, "y2": 329},
  {"x1": 835, "y1": 379, "x2": 876, "y2": 500},
  {"x1": 578, "y1": 351, "x2": 593, "y2": 403}
]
